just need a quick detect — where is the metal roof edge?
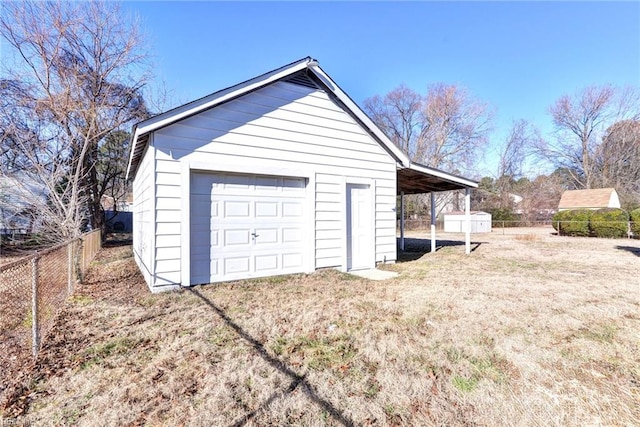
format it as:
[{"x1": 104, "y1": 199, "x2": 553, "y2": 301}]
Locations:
[
  {"x1": 408, "y1": 162, "x2": 479, "y2": 188},
  {"x1": 125, "y1": 124, "x2": 140, "y2": 181}
]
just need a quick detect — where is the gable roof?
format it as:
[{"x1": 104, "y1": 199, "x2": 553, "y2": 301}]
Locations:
[
  {"x1": 125, "y1": 57, "x2": 477, "y2": 191},
  {"x1": 126, "y1": 57, "x2": 408, "y2": 180},
  {"x1": 558, "y1": 188, "x2": 620, "y2": 209}
]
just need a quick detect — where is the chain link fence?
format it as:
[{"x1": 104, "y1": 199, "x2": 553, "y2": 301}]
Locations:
[
  {"x1": 0, "y1": 230, "x2": 101, "y2": 365},
  {"x1": 398, "y1": 219, "x2": 637, "y2": 238},
  {"x1": 398, "y1": 219, "x2": 555, "y2": 231}
]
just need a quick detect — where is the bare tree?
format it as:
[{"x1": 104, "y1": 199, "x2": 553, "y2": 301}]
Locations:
[
  {"x1": 512, "y1": 174, "x2": 564, "y2": 223},
  {"x1": 97, "y1": 130, "x2": 131, "y2": 222},
  {"x1": 364, "y1": 83, "x2": 492, "y2": 219},
  {"x1": 364, "y1": 83, "x2": 492, "y2": 173},
  {"x1": 0, "y1": 0, "x2": 150, "y2": 240},
  {"x1": 364, "y1": 85, "x2": 424, "y2": 160},
  {"x1": 539, "y1": 85, "x2": 639, "y2": 190},
  {"x1": 420, "y1": 83, "x2": 493, "y2": 172},
  {"x1": 490, "y1": 119, "x2": 539, "y2": 210},
  {"x1": 595, "y1": 120, "x2": 640, "y2": 208},
  {"x1": 498, "y1": 119, "x2": 537, "y2": 179}
]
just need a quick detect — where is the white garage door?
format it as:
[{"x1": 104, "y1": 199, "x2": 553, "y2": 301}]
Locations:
[{"x1": 190, "y1": 172, "x2": 307, "y2": 285}]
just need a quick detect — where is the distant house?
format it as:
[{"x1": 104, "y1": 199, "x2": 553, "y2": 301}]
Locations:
[
  {"x1": 558, "y1": 188, "x2": 620, "y2": 211},
  {"x1": 0, "y1": 174, "x2": 46, "y2": 235},
  {"x1": 100, "y1": 192, "x2": 134, "y2": 213}
]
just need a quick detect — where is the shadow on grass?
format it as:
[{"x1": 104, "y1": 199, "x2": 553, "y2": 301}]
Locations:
[
  {"x1": 187, "y1": 288, "x2": 354, "y2": 427},
  {"x1": 396, "y1": 238, "x2": 484, "y2": 263},
  {"x1": 616, "y1": 245, "x2": 640, "y2": 257}
]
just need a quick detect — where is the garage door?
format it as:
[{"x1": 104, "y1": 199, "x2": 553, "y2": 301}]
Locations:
[{"x1": 190, "y1": 172, "x2": 307, "y2": 285}]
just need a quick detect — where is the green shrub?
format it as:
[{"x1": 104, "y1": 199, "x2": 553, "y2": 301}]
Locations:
[
  {"x1": 552, "y1": 210, "x2": 592, "y2": 236},
  {"x1": 490, "y1": 208, "x2": 519, "y2": 227},
  {"x1": 552, "y1": 210, "x2": 569, "y2": 233},
  {"x1": 631, "y1": 208, "x2": 640, "y2": 238},
  {"x1": 590, "y1": 209, "x2": 629, "y2": 238}
]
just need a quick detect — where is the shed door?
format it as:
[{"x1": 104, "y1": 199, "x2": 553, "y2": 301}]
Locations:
[
  {"x1": 190, "y1": 172, "x2": 307, "y2": 285},
  {"x1": 346, "y1": 183, "x2": 373, "y2": 271}
]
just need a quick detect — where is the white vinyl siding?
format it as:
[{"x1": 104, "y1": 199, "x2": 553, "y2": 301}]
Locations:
[
  {"x1": 375, "y1": 183, "x2": 398, "y2": 262},
  {"x1": 147, "y1": 80, "x2": 397, "y2": 288},
  {"x1": 132, "y1": 146, "x2": 154, "y2": 286},
  {"x1": 153, "y1": 156, "x2": 182, "y2": 289}
]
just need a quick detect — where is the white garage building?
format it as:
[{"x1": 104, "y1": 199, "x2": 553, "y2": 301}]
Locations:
[{"x1": 126, "y1": 57, "x2": 478, "y2": 292}]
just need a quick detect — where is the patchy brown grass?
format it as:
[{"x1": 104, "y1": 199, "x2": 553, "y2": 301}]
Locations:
[{"x1": 2, "y1": 227, "x2": 639, "y2": 426}]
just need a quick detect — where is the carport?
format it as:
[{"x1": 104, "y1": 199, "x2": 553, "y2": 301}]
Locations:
[{"x1": 397, "y1": 162, "x2": 478, "y2": 254}]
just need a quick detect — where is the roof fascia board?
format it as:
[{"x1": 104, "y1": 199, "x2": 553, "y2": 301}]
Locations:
[
  {"x1": 307, "y1": 64, "x2": 410, "y2": 168},
  {"x1": 408, "y1": 162, "x2": 479, "y2": 188},
  {"x1": 125, "y1": 124, "x2": 141, "y2": 180}
]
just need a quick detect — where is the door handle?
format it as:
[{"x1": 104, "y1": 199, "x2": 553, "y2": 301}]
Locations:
[{"x1": 251, "y1": 232, "x2": 259, "y2": 238}]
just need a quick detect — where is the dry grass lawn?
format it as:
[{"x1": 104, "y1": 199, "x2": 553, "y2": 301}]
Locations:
[{"x1": 2, "y1": 227, "x2": 639, "y2": 426}]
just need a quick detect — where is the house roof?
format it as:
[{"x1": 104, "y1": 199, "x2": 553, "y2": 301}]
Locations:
[
  {"x1": 125, "y1": 57, "x2": 477, "y2": 192},
  {"x1": 558, "y1": 188, "x2": 618, "y2": 209}
]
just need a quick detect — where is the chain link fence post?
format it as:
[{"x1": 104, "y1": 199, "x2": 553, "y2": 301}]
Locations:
[
  {"x1": 31, "y1": 254, "x2": 40, "y2": 356},
  {"x1": 67, "y1": 241, "x2": 73, "y2": 295},
  {"x1": 76, "y1": 237, "x2": 84, "y2": 284}
]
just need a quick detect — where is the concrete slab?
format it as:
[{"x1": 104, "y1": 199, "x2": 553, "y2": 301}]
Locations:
[{"x1": 348, "y1": 268, "x2": 399, "y2": 281}]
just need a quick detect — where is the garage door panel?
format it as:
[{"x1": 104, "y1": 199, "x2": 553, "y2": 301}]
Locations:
[
  {"x1": 283, "y1": 202, "x2": 304, "y2": 217},
  {"x1": 191, "y1": 171, "x2": 307, "y2": 284},
  {"x1": 255, "y1": 176, "x2": 279, "y2": 189},
  {"x1": 283, "y1": 228, "x2": 303, "y2": 243},
  {"x1": 283, "y1": 253, "x2": 304, "y2": 269},
  {"x1": 255, "y1": 228, "x2": 278, "y2": 245},
  {"x1": 224, "y1": 174, "x2": 252, "y2": 189},
  {"x1": 255, "y1": 201, "x2": 278, "y2": 217},
  {"x1": 283, "y1": 177, "x2": 305, "y2": 190},
  {"x1": 225, "y1": 201, "x2": 250, "y2": 217},
  {"x1": 224, "y1": 256, "x2": 250, "y2": 274},
  {"x1": 255, "y1": 254, "x2": 278, "y2": 272},
  {"x1": 224, "y1": 229, "x2": 251, "y2": 246}
]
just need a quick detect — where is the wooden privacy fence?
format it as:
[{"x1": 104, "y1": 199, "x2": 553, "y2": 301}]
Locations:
[{"x1": 0, "y1": 229, "x2": 101, "y2": 359}]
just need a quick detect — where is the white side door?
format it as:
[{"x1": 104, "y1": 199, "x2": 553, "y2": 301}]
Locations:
[{"x1": 346, "y1": 183, "x2": 373, "y2": 271}]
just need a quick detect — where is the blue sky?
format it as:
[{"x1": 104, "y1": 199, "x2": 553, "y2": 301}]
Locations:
[{"x1": 129, "y1": 1, "x2": 639, "y2": 177}]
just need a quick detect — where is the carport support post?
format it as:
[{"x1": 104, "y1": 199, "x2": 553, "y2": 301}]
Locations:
[
  {"x1": 430, "y1": 192, "x2": 436, "y2": 253},
  {"x1": 465, "y1": 188, "x2": 471, "y2": 254},
  {"x1": 400, "y1": 191, "x2": 405, "y2": 251}
]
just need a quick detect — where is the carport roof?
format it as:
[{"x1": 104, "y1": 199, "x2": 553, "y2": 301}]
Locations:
[{"x1": 397, "y1": 163, "x2": 478, "y2": 194}]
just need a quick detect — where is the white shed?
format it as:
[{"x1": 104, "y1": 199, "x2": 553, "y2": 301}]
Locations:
[
  {"x1": 126, "y1": 57, "x2": 478, "y2": 292},
  {"x1": 444, "y1": 211, "x2": 492, "y2": 233}
]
